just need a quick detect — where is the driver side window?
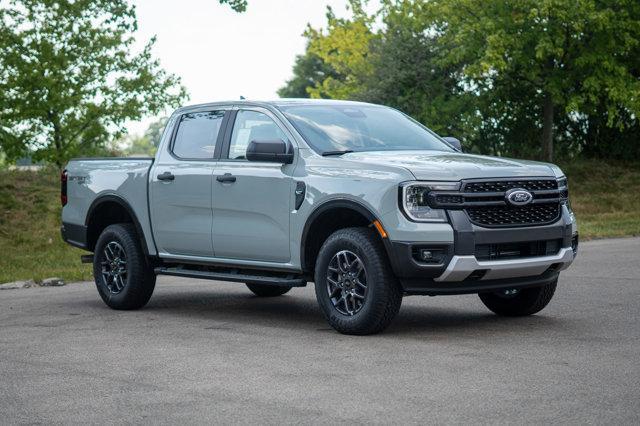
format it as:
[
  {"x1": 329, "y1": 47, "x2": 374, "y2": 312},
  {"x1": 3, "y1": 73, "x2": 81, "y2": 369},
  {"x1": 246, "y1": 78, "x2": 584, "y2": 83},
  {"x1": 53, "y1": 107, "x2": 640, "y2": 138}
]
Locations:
[{"x1": 227, "y1": 110, "x2": 288, "y2": 160}]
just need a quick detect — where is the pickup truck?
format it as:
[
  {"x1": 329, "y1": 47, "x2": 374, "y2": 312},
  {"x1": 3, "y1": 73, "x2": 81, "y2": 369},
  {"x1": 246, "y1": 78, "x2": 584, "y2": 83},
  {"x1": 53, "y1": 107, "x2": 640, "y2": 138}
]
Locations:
[{"x1": 61, "y1": 99, "x2": 578, "y2": 335}]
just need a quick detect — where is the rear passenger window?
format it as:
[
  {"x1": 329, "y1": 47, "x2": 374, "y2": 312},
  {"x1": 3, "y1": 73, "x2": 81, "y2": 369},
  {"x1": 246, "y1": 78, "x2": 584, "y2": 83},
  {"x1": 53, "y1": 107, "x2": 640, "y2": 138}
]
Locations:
[{"x1": 172, "y1": 111, "x2": 225, "y2": 159}]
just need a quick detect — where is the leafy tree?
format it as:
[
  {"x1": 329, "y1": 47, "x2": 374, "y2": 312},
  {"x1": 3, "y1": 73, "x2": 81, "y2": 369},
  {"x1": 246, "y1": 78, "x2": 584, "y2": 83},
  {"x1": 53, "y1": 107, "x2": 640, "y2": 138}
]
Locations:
[
  {"x1": 0, "y1": 0, "x2": 188, "y2": 167},
  {"x1": 304, "y1": 2, "x2": 377, "y2": 99},
  {"x1": 121, "y1": 134, "x2": 156, "y2": 157},
  {"x1": 116, "y1": 117, "x2": 168, "y2": 157},
  {"x1": 424, "y1": 0, "x2": 640, "y2": 161},
  {"x1": 219, "y1": 0, "x2": 247, "y2": 12},
  {"x1": 357, "y1": 1, "x2": 477, "y2": 141},
  {"x1": 143, "y1": 117, "x2": 169, "y2": 148},
  {"x1": 277, "y1": 47, "x2": 338, "y2": 98},
  {"x1": 280, "y1": 0, "x2": 640, "y2": 161}
]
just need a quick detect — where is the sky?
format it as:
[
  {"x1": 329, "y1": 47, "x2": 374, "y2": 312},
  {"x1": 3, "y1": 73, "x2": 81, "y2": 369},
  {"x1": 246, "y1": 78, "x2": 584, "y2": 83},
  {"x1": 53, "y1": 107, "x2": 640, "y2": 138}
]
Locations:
[{"x1": 125, "y1": 0, "x2": 376, "y2": 135}]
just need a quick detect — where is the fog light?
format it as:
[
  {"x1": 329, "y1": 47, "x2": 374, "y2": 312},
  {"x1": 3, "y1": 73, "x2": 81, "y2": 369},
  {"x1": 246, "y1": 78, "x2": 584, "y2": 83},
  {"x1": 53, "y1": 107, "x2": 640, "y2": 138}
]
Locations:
[
  {"x1": 420, "y1": 250, "x2": 433, "y2": 261},
  {"x1": 571, "y1": 234, "x2": 579, "y2": 256},
  {"x1": 412, "y1": 247, "x2": 446, "y2": 264}
]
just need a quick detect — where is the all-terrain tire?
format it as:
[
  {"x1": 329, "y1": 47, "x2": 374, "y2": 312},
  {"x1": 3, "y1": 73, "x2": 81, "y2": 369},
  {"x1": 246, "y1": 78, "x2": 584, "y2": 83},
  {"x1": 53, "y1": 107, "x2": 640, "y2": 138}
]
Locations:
[
  {"x1": 478, "y1": 279, "x2": 557, "y2": 316},
  {"x1": 246, "y1": 283, "x2": 292, "y2": 297},
  {"x1": 93, "y1": 223, "x2": 156, "y2": 310},
  {"x1": 314, "y1": 227, "x2": 402, "y2": 335}
]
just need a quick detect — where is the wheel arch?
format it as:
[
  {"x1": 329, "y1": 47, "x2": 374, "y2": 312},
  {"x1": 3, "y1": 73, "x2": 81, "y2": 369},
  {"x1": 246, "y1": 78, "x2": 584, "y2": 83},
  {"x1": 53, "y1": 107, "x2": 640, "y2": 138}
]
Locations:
[
  {"x1": 85, "y1": 194, "x2": 151, "y2": 256},
  {"x1": 300, "y1": 199, "x2": 391, "y2": 274}
]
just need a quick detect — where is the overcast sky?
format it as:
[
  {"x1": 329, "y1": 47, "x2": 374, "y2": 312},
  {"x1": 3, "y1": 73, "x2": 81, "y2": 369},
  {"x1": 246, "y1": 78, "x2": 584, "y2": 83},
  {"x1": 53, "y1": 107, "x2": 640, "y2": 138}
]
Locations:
[{"x1": 125, "y1": 0, "x2": 377, "y2": 135}]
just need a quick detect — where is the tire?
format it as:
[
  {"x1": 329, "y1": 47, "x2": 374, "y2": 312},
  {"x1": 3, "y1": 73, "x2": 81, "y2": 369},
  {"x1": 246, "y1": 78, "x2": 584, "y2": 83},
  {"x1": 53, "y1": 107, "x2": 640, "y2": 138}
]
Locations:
[
  {"x1": 246, "y1": 283, "x2": 292, "y2": 297},
  {"x1": 93, "y1": 223, "x2": 156, "y2": 310},
  {"x1": 478, "y1": 279, "x2": 557, "y2": 316},
  {"x1": 314, "y1": 227, "x2": 402, "y2": 335}
]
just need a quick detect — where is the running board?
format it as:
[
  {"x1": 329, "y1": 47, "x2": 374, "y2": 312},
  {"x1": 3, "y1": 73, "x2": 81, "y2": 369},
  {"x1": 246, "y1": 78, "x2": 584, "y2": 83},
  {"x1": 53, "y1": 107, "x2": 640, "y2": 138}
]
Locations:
[{"x1": 154, "y1": 267, "x2": 307, "y2": 287}]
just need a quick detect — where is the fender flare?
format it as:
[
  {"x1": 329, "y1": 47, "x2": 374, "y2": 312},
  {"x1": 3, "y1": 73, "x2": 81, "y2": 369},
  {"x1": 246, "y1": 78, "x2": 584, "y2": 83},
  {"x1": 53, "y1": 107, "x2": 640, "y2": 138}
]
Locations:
[
  {"x1": 299, "y1": 198, "x2": 388, "y2": 272},
  {"x1": 85, "y1": 194, "x2": 151, "y2": 256}
]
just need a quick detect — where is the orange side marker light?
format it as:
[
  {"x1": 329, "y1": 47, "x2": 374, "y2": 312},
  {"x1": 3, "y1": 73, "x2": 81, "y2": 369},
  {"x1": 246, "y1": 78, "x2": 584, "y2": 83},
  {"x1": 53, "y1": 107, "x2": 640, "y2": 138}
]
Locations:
[{"x1": 372, "y1": 220, "x2": 388, "y2": 239}]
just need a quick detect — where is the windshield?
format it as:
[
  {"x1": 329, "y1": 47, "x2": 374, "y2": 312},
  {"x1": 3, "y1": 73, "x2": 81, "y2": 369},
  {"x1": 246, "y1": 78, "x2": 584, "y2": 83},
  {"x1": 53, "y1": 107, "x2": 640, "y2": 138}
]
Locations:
[{"x1": 279, "y1": 104, "x2": 453, "y2": 154}]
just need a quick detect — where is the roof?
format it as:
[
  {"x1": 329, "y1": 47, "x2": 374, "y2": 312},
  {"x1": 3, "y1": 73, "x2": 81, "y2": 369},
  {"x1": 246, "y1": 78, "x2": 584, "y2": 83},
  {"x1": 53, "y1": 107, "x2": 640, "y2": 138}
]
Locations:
[{"x1": 174, "y1": 98, "x2": 379, "y2": 114}]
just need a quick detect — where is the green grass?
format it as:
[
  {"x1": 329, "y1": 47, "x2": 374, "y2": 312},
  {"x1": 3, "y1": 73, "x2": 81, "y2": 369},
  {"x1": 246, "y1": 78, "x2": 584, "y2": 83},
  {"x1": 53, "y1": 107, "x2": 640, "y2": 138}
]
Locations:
[
  {"x1": 561, "y1": 160, "x2": 640, "y2": 239},
  {"x1": 0, "y1": 161, "x2": 638, "y2": 283},
  {"x1": 0, "y1": 168, "x2": 92, "y2": 283}
]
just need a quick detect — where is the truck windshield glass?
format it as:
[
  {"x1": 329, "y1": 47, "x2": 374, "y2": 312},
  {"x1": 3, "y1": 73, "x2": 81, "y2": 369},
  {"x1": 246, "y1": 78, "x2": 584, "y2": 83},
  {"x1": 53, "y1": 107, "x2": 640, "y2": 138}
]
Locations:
[{"x1": 280, "y1": 105, "x2": 453, "y2": 154}]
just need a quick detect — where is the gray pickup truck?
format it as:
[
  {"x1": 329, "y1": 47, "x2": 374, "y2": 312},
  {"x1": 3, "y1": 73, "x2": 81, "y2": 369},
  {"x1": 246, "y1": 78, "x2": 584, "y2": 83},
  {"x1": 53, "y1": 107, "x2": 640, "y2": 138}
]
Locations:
[{"x1": 61, "y1": 99, "x2": 578, "y2": 334}]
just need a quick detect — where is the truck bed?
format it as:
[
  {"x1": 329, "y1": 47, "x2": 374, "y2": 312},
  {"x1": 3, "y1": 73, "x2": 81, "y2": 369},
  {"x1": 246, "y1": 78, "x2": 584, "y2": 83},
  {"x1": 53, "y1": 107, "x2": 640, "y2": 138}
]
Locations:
[{"x1": 61, "y1": 157, "x2": 156, "y2": 255}]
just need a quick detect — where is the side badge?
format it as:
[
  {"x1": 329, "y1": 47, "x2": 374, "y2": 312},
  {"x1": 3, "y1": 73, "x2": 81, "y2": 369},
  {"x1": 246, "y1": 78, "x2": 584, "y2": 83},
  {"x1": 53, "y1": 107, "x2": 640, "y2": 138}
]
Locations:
[{"x1": 294, "y1": 181, "x2": 306, "y2": 210}]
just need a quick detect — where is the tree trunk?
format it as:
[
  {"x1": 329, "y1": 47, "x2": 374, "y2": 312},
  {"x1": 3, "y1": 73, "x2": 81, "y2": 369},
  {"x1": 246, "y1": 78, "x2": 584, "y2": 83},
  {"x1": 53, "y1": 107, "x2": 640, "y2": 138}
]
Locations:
[
  {"x1": 542, "y1": 94, "x2": 554, "y2": 162},
  {"x1": 51, "y1": 114, "x2": 63, "y2": 169}
]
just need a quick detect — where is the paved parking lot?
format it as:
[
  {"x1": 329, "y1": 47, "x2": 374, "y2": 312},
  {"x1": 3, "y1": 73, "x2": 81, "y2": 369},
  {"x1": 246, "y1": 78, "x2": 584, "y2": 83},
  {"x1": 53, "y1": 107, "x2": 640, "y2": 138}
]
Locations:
[{"x1": 1, "y1": 237, "x2": 639, "y2": 424}]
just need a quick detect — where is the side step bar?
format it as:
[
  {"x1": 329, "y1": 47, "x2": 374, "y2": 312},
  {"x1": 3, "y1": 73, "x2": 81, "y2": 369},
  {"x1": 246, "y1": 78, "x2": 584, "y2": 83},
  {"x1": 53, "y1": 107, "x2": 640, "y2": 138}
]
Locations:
[{"x1": 154, "y1": 266, "x2": 307, "y2": 287}]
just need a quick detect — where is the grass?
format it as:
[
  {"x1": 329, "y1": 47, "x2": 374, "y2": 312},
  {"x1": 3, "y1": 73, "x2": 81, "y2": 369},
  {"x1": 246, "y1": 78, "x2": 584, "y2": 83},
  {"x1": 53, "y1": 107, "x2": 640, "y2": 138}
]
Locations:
[
  {"x1": 0, "y1": 161, "x2": 639, "y2": 283},
  {"x1": 0, "y1": 168, "x2": 92, "y2": 283},
  {"x1": 561, "y1": 160, "x2": 640, "y2": 239}
]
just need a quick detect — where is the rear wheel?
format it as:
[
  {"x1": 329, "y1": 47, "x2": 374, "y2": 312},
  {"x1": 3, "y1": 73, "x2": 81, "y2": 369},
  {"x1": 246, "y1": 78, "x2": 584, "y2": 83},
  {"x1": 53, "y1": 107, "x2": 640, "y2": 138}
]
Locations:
[
  {"x1": 245, "y1": 283, "x2": 292, "y2": 297},
  {"x1": 478, "y1": 280, "x2": 557, "y2": 316},
  {"x1": 93, "y1": 223, "x2": 156, "y2": 310},
  {"x1": 314, "y1": 227, "x2": 402, "y2": 335}
]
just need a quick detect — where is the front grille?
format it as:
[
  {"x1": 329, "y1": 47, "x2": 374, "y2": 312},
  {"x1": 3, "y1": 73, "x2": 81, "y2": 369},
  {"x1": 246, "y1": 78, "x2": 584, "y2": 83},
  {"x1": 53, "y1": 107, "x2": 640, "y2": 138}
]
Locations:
[
  {"x1": 428, "y1": 178, "x2": 567, "y2": 227},
  {"x1": 464, "y1": 179, "x2": 558, "y2": 193},
  {"x1": 466, "y1": 204, "x2": 561, "y2": 227},
  {"x1": 475, "y1": 239, "x2": 562, "y2": 261}
]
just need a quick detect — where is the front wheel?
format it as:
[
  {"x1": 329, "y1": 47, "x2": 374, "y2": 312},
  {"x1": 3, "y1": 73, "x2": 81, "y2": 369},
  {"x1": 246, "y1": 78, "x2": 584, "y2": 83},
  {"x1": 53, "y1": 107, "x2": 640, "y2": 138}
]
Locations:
[
  {"x1": 478, "y1": 280, "x2": 557, "y2": 316},
  {"x1": 314, "y1": 227, "x2": 402, "y2": 335},
  {"x1": 93, "y1": 223, "x2": 156, "y2": 310}
]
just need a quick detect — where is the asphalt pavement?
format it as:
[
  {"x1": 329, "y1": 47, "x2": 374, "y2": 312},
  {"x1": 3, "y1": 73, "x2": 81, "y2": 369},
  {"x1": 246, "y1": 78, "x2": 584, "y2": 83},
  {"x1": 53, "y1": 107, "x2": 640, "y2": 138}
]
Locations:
[{"x1": 1, "y1": 237, "x2": 639, "y2": 424}]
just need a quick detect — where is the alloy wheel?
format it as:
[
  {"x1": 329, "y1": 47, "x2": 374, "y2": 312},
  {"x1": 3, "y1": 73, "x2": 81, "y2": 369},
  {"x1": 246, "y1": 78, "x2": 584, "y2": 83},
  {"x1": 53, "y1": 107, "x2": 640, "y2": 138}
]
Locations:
[
  {"x1": 326, "y1": 250, "x2": 367, "y2": 316},
  {"x1": 100, "y1": 241, "x2": 128, "y2": 294}
]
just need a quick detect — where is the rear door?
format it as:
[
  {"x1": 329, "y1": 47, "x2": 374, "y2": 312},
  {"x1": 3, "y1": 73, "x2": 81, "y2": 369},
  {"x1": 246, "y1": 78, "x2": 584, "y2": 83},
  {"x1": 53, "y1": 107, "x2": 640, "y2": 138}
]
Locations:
[
  {"x1": 149, "y1": 108, "x2": 229, "y2": 258},
  {"x1": 212, "y1": 107, "x2": 294, "y2": 263}
]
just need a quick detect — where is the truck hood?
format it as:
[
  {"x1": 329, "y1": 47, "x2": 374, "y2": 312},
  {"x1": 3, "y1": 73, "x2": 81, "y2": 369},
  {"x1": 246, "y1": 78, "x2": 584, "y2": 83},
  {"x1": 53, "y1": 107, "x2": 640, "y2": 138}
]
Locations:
[{"x1": 342, "y1": 150, "x2": 561, "y2": 181}]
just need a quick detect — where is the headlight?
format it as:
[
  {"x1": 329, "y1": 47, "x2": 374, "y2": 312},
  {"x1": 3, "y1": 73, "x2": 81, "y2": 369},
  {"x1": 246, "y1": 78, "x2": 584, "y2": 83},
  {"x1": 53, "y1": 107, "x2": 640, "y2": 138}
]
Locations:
[
  {"x1": 557, "y1": 177, "x2": 568, "y2": 188},
  {"x1": 400, "y1": 182, "x2": 459, "y2": 222},
  {"x1": 557, "y1": 176, "x2": 571, "y2": 209}
]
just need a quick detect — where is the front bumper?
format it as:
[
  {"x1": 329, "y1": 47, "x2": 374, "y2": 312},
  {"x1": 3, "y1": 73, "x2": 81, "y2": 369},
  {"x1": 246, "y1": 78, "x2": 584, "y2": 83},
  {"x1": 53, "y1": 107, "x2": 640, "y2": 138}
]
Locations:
[
  {"x1": 435, "y1": 247, "x2": 574, "y2": 282},
  {"x1": 386, "y1": 206, "x2": 577, "y2": 295}
]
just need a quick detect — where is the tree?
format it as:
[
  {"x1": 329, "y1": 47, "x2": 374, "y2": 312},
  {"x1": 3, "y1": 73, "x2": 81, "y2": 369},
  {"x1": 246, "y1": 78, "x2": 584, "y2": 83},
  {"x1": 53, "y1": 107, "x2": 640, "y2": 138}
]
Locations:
[
  {"x1": 219, "y1": 0, "x2": 247, "y2": 12},
  {"x1": 357, "y1": 1, "x2": 477, "y2": 140},
  {"x1": 277, "y1": 47, "x2": 338, "y2": 98},
  {"x1": 424, "y1": 0, "x2": 640, "y2": 161},
  {"x1": 304, "y1": 2, "x2": 377, "y2": 99},
  {"x1": 143, "y1": 117, "x2": 169, "y2": 148},
  {"x1": 116, "y1": 117, "x2": 168, "y2": 157},
  {"x1": 0, "y1": 0, "x2": 188, "y2": 167}
]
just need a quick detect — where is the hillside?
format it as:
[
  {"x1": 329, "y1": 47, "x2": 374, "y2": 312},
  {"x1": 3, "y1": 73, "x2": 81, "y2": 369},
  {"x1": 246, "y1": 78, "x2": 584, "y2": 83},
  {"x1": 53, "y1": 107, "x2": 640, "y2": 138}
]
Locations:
[
  {"x1": 1, "y1": 161, "x2": 638, "y2": 283},
  {"x1": 0, "y1": 168, "x2": 92, "y2": 283}
]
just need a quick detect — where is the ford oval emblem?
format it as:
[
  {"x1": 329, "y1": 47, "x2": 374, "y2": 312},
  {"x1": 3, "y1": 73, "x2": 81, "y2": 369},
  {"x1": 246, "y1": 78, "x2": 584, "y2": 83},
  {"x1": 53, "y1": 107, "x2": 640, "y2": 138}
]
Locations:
[{"x1": 506, "y1": 188, "x2": 533, "y2": 206}]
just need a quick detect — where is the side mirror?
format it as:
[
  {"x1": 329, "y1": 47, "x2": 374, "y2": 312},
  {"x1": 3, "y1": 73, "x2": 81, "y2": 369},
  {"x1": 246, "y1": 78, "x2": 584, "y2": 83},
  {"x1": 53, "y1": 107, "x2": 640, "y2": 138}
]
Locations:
[
  {"x1": 443, "y1": 136, "x2": 463, "y2": 152},
  {"x1": 246, "y1": 139, "x2": 294, "y2": 164}
]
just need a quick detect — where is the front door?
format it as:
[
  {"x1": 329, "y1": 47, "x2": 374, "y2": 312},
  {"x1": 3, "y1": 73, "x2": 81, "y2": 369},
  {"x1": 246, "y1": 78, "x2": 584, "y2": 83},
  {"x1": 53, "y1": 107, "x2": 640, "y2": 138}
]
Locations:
[
  {"x1": 212, "y1": 108, "x2": 294, "y2": 263},
  {"x1": 149, "y1": 109, "x2": 227, "y2": 257}
]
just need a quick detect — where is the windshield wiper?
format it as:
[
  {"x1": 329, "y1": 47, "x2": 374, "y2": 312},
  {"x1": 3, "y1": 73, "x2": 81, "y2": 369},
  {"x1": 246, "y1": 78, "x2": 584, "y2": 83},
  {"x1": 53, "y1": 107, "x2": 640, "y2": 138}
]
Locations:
[{"x1": 321, "y1": 149, "x2": 354, "y2": 156}]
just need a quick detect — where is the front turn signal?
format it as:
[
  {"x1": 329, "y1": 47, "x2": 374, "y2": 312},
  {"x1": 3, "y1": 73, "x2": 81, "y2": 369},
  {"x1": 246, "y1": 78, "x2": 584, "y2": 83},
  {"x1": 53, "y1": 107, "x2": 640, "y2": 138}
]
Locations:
[{"x1": 372, "y1": 220, "x2": 388, "y2": 239}]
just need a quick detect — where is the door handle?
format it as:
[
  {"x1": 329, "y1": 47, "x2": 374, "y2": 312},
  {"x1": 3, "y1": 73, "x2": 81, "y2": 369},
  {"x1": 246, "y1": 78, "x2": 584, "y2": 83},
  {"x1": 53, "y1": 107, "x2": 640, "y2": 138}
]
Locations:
[
  {"x1": 216, "y1": 173, "x2": 236, "y2": 183},
  {"x1": 157, "y1": 171, "x2": 175, "y2": 181}
]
